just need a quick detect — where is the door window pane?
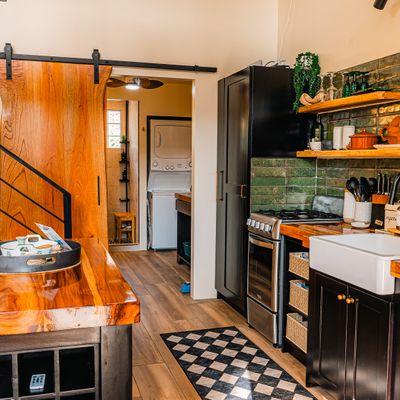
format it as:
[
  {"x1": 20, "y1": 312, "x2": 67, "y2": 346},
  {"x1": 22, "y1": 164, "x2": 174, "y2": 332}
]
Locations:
[{"x1": 107, "y1": 110, "x2": 121, "y2": 148}]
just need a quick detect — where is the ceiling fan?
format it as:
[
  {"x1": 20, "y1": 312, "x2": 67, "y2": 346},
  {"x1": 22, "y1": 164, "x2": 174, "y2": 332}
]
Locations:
[{"x1": 107, "y1": 76, "x2": 164, "y2": 90}]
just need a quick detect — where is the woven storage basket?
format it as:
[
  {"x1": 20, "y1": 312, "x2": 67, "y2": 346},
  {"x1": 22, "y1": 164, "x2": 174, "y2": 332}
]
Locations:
[
  {"x1": 289, "y1": 252, "x2": 310, "y2": 280},
  {"x1": 289, "y1": 280, "x2": 309, "y2": 315},
  {"x1": 286, "y1": 313, "x2": 308, "y2": 353}
]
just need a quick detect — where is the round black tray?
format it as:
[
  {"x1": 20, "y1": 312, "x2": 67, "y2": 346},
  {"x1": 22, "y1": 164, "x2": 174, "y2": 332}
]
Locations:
[{"x1": 0, "y1": 240, "x2": 81, "y2": 274}]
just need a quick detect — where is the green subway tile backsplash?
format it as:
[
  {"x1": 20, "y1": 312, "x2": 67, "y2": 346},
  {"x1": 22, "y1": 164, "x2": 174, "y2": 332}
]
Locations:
[{"x1": 251, "y1": 157, "x2": 400, "y2": 210}]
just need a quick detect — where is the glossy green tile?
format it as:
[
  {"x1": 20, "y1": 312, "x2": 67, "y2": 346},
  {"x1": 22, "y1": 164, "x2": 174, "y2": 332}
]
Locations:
[
  {"x1": 324, "y1": 168, "x2": 348, "y2": 178},
  {"x1": 252, "y1": 167, "x2": 286, "y2": 177},
  {"x1": 286, "y1": 168, "x2": 316, "y2": 177},
  {"x1": 251, "y1": 195, "x2": 286, "y2": 205},
  {"x1": 251, "y1": 158, "x2": 286, "y2": 167},
  {"x1": 350, "y1": 107, "x2": 377, "y2": 118},
  {"x1": 378, "y1": 159, "x2": 400, "y2": 169},
  {"x1": 285, "y1": 158, "x2": 316, "y2": 168},
  {"x1": 286, "y1": 186, "x2": 316, "y2": 195},
  {"x1": 287, "y1": 177, "x2": 315, "y2": 186},
  {"x1": 327, "y1": 188, "x2": 345, "y2": 197},
  {"x1": 251, "y1": 186, "x2": 286, "y2": 196},
  {"x1": 325, "y1": 177, "x2": 347, "y2": 188},
  {"x1": 251, "y1": 176, "x2": 285, "y2": 186}
]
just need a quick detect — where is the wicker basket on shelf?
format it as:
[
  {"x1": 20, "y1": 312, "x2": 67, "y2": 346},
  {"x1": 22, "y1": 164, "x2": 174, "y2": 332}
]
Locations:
[
  {"x1": 289, "y1": 280, "x2": 309, "y2": 315},
  {"x1": 286, "y1": 312, "x2": 308, "y2": 353},
  {"x1": 289, "y1": 252, "x2": 310, "y2": 280}
]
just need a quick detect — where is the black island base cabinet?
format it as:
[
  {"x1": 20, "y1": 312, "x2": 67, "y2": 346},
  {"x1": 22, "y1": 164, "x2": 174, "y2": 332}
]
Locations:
[{"x1": 306, "y1": 270, "x2": 400, "y2": 400}]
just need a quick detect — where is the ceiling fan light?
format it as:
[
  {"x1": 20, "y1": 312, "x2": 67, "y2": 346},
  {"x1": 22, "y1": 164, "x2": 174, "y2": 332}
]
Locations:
[{"x1": 126, "y1": 83, "x2": 140, "y2": 91}]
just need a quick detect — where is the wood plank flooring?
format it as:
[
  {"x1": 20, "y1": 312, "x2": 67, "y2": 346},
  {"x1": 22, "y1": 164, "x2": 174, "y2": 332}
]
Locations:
[{"x1": 112, "y1": 250, "x2": 331, "y2": 400}]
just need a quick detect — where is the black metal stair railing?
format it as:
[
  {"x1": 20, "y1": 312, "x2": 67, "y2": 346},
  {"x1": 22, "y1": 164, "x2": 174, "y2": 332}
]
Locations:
[{"x1": 0, "y1": 144, "x2": 72, "y2": 238}]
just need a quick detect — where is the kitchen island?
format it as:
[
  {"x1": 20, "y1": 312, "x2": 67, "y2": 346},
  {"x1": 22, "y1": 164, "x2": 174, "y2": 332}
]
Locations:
[{"x1": 0, "y1": 238, "x2": 139, "y2": 400}]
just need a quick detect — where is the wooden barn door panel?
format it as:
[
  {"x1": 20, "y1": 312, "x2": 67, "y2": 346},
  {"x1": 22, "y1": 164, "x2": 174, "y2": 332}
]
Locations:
[{"x1": 0, "y1": 60, "x2": 111, "y2": 243}]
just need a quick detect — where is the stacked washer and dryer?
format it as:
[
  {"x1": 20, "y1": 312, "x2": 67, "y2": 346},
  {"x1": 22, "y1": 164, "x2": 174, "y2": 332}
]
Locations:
[{"x1": 147, "y1": 117, "x2": 192, "y2": 250}]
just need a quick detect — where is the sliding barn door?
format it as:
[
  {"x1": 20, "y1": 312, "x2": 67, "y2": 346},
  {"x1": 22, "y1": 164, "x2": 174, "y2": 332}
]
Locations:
[{"x1": 0, "y1": 60, "x2": 111, "y2": 244}]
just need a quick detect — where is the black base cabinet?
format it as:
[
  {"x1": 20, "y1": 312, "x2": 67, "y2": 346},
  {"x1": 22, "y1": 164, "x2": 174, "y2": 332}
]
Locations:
[{"x1": 307, "y1": 270, "x2": 392, "y2": 400}]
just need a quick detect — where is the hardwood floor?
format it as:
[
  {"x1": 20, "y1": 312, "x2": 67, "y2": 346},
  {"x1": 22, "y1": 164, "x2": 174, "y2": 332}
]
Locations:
[{"x1": 112, "y1": 250, "x2": 331, "y2": 400}]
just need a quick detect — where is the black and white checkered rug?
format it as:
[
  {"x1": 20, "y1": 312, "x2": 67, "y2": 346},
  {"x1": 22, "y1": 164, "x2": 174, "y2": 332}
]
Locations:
[{"x1": 161, "y1": 326, "x2": 315, "y2": 400}]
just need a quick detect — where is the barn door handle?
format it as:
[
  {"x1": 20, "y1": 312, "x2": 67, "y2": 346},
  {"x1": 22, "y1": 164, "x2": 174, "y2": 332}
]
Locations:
[
  {"x1": 240, "y1": 184, "x2": 247, "y2": 199},
  {"x1": 216, "y1": 171, "x2": 224, "y2": 201},
  {"x1": 97, "y1": 176, "x2": 101, "y2": 205}
]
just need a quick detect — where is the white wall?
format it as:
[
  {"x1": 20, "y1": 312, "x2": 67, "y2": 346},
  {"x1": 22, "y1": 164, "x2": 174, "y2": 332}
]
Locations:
[
  {"x1": 278, "y1": 0, "x2": 400, "y2": 71},
  {"x1": 0, "y1": 0, "x2": 279, "y2": 299}
]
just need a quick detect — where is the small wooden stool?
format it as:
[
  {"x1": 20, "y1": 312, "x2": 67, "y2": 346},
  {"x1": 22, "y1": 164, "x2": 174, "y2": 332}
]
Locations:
[{"x1": 113, "y1": 212, "x2": 136, "y2": 243}]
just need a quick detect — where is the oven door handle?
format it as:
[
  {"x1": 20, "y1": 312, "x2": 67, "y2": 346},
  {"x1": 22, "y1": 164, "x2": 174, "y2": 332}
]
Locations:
[{"x1": 249, "y1": 236, "x2": 274, "y2": 250}]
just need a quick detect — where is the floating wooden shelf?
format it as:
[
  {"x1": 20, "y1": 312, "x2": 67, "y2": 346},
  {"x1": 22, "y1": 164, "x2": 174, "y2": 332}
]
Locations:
[
  {"x1": 296, "y1": 149, "x2": 400, "y2": 159},
  {"x1": 298, "y1": 91, "x2": 400, "y2": 114}
]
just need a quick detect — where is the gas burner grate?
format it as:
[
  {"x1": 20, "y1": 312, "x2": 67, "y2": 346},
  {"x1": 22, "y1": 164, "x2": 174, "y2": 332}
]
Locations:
[{"x1": 256, "y1": 209, "x2": 341, "y2": 221}]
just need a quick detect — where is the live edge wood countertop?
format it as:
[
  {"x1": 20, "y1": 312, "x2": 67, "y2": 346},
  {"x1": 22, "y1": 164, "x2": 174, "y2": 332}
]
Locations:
[{"x1": 0, "y1": 238, "x2": 140, "y2": 336}]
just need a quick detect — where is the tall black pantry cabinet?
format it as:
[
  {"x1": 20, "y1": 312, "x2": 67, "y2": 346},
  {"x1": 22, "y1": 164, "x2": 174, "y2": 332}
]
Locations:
[{"x1": 215, "y1": 66, "x2": 312, "y2": 315}]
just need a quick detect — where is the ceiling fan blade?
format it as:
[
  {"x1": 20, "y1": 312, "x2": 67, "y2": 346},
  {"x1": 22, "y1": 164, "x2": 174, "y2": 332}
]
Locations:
[
  {"x1": 147, "y1": 80, "x2": 164, "y2": 89},
  {"x1": 107, "y1": 77, "x2": 126, "y2": 87}
]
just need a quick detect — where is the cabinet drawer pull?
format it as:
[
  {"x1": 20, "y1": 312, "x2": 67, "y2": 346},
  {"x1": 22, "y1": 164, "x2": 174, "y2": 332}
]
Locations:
[
  {"x1": 337, "y1": 294, "x2": 346, "y2": 301},
  {"x1": 346, "y1": 297, "x2": 355, "y2": 304}
]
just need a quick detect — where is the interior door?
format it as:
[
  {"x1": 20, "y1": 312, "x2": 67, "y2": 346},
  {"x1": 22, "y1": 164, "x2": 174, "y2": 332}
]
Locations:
[
  {"x1": 215, "y1": 71, "x2": 249, "y2": 314},
  {"x1": 0, "y1": 60, "x2": 110, "y2": 244}
]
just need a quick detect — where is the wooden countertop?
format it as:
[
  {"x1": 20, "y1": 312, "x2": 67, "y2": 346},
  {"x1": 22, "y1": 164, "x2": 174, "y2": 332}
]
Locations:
[
  {"x1": 280, "y1": 222, "x2": 372, "y2": 248},
  {"x1": 175, "y1": 192, "x2": 191, "y2": 203},
  {"x1": 0, "y1": 238, "x2": 140, "y2": 336}
]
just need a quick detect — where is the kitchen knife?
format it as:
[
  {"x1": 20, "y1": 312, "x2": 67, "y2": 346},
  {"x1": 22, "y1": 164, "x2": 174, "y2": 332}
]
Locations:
[
  {"x1": 382, "y1": 174, "x2": 387, "y2": 194},
  {"x1": 377, "y1": 173, "x2": 382, "y2": 195}
]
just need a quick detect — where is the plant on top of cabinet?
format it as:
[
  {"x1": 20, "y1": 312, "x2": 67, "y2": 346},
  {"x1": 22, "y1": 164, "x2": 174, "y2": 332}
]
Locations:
[{"x1": 293, "y1": 52, "x2": 321, "y2": 112}]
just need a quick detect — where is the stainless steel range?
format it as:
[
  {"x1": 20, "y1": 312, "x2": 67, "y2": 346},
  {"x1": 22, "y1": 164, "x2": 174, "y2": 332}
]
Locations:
[{"x1": 246, "y1": 208, "x2": 342, "y2": 345}]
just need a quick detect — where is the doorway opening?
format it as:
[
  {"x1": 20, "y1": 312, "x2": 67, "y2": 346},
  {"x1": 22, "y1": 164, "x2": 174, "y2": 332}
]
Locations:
[{"x1": 105, "y1": 73, "x2": 193, "y2": 273}]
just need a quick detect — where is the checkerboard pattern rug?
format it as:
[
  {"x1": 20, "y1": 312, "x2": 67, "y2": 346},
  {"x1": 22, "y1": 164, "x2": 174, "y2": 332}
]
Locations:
[{"x1": 161, "y1": 326, "x2": 315, "y2": 400}]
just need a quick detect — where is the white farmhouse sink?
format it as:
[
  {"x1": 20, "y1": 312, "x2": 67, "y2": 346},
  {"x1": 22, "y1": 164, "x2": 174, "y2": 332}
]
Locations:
[{"x1": 310, "y1": 234, "x2": 400, "y2": 295}]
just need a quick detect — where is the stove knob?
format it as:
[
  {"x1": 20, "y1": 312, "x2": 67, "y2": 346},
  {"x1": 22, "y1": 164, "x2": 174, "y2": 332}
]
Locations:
[
  {"x1": 264, "y1": 225, "x2": 272, "y2": 232},
  {"x1": 246, "y1": 218, "x2": 252, "y2": 226},
  {"x1": 260, "y1": 222, "x2": 265, "y2": 230},
  {"x1": 255, "y1": 221, "x2": 260, "y2": 229},
  {"x1": 251, "y1": 220, "x2": 256, "y2": 227}
]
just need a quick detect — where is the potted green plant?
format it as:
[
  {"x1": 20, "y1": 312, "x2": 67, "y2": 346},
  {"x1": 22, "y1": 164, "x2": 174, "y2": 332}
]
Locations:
[{"x1": 293, "y1": 52, "x2": 321, "y2": 111}]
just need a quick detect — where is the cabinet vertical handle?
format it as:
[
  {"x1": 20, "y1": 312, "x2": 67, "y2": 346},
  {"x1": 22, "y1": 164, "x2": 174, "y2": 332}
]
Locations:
[
  {"x1": 352, "y1": 299, "x2": 359, "y2": 400},
  {"x1": 216, "y1": 171, "x2": 224, "y2": 201},
  {"x1": 240, "y1": 184, "x2": 247, "y2": 199},
  {"x1": 97, "y1": 176, "x2": 101, "y2": 206}
]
